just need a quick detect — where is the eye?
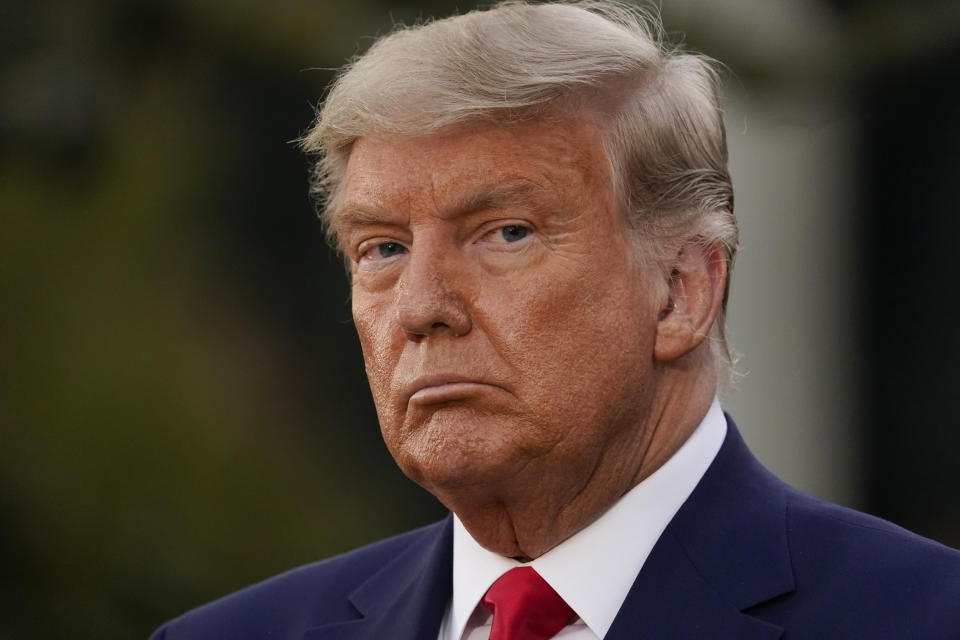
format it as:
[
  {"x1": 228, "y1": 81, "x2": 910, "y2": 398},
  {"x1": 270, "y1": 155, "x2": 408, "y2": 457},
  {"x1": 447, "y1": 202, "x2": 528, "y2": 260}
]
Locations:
[
  {"x1": 486, "y1": 224, "x2": 531, "y2": 244},
  {"x1": 361, "y1": 241, "x2": 408, "y2": 262},
  {"x1": 500, "y1": 225, "x2": 529, "y2": 242}
]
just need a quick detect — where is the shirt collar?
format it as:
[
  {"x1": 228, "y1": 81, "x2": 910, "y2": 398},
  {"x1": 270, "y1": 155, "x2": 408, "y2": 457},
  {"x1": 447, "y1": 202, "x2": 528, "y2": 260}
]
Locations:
[{"x1": 446, "y1": 398, "x2": 728, "y2": 639}]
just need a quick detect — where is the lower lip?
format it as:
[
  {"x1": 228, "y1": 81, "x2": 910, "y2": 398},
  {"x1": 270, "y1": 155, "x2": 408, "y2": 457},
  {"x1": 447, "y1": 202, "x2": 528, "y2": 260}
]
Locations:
[{"x1": 410, "y1": 382, "x2": 489, "y2": 404}]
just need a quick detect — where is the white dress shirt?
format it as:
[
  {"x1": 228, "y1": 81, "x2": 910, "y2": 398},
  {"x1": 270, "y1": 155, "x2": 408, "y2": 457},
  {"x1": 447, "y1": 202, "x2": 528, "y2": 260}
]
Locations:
[{"x1": 436, "y1": 398, "x2": 727, "y2": 640}]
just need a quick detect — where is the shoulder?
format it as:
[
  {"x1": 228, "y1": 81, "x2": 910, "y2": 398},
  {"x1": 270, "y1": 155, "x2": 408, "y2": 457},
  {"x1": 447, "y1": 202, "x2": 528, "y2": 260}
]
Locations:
[
  {"x1": 777, "y1": 488, "x2": 960, "y2": 636},
  {"x1": 693, "y1": 418, "x2": 960, "y2": 636},
  {"x1": 150, "y1": 520, "x2": 448, "y2": 640},
  {"x1": 786, "y1": 489, "x2": 960, "y2": 590}
]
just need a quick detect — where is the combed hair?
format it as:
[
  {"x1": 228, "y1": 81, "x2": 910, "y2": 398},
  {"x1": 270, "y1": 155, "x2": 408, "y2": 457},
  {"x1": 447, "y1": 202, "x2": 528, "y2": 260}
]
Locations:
[{"x1": 301, "y1": 0, "x2": 739, "y2": 371}]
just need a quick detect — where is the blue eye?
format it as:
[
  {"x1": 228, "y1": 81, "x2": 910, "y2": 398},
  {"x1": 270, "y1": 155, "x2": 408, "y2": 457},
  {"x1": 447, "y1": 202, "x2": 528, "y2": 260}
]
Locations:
[
  {"x1": 376, "y1": 242, "x2": 407, "y2": 259},
  {"x1": 499, "y1": 225, "x2": 529, "y2": 242}
]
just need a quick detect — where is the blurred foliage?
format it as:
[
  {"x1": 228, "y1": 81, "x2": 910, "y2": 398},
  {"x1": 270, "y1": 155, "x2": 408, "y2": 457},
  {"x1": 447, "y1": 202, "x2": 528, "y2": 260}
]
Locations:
[
  {"x1": 1, "y1": 0, "x2": 958, "y2": 638},
  {"x1": 0, "y1": 1, "x2": 462, "y2": 636}
]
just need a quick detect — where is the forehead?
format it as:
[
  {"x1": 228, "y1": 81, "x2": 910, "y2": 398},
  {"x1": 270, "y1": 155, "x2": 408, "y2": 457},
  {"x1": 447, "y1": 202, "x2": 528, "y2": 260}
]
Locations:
[{"x1": 333, "y1": 116, "x2": 615, "y2": 232}]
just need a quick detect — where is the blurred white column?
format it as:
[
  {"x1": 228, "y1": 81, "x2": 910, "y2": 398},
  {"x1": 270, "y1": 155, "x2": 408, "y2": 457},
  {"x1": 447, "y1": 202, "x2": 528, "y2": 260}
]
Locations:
[{"x1": 722, "y1": 87, "x2": 863, "y2": 508}]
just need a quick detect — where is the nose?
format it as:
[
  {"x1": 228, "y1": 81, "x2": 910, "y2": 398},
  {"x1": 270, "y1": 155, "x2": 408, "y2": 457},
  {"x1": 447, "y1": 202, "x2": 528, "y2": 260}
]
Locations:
[{"x1": 394, "y1": 243, "x2": 473, "y2": 340}]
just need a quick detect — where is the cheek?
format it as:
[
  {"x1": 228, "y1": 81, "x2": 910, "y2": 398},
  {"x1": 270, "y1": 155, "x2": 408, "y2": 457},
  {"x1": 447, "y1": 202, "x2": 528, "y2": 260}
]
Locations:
[
  {"x1": 488, "y1": 263, "x2": 655, "y2": 415},
  {"x1": 352, "y1": 294, "x2": 400, "y2": 405}
]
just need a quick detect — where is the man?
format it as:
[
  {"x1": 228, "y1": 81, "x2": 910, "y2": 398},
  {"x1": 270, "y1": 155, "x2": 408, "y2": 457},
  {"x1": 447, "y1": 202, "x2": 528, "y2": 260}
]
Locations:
[{"x1": 152, "y1": 2, "x2": 960, "y2": 638}]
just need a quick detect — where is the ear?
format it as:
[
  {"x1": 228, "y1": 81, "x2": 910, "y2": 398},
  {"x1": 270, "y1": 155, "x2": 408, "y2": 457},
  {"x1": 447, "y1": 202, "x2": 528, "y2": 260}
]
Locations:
[{"x1": 654, "y1": 240, "x2": 728, "y2": 363}]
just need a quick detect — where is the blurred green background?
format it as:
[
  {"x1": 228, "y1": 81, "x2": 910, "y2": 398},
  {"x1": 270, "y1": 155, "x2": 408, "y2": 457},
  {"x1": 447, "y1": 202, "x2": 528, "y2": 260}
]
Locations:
[{"x1": 2, "y1": 1, "x2": 959, "y2": 638}]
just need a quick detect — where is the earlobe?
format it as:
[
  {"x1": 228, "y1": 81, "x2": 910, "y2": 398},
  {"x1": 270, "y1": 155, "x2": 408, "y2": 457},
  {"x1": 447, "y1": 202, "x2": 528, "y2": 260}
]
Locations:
[{"x1": 654, "y1": 242, "x2": 727, "y2": 363}]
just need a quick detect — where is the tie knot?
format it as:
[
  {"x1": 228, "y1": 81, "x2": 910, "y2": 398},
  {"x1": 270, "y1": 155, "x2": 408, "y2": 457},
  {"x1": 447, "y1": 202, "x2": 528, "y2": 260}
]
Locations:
[{"x1": 482, "y1": 567, "x2": 576, "y2": 640}]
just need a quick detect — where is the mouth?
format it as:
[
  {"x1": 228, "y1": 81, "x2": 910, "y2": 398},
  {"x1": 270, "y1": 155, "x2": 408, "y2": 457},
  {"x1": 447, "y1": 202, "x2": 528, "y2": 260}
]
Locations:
[{"x1": 406, "y1": 375, "x2": 495, "y2": 405}]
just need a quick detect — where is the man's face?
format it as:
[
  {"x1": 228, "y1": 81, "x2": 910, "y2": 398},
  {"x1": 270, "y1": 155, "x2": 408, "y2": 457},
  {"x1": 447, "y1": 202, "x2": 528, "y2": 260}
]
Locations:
[{"x1": 336, "y1": 116, "x2": 664, "y2": 509}]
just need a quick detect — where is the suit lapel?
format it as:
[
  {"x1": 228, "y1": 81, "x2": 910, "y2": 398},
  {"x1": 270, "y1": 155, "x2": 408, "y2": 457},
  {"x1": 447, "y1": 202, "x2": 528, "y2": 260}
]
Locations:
[
  {"x1": 607, "y1": 418, "x2": 794, "y2": 639},
  {"x1": 302, "y1": 516, "x2": 453, "y2": 640},
  {"x1": 605, "y1": 532, "x2": 784, "y2": 639}
]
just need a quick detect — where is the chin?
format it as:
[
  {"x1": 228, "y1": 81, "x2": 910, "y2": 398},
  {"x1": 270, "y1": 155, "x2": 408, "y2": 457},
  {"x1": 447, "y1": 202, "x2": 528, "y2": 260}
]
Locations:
[
  {"x1": 399, "y1": 443, "x2": 525, "y2": 494},
  {"x1": 388, "y1": 408, "x2": 532, "y2": 493}
]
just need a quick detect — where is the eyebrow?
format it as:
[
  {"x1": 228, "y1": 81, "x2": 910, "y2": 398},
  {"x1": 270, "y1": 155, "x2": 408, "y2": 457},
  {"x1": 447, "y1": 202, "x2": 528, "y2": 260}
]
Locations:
[
  {"x1": 446, "y1": 180, "x2": 544, "y2": 216},
  {"x1": 334, "y1": 205, "x2": 393, "y2": 231},
  {"x1": 334, "y1": 180, "x2": 546, "y2": 232}
]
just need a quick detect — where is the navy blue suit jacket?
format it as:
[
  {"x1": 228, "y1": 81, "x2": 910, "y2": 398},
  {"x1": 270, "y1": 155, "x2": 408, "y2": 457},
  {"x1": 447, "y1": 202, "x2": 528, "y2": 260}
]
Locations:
[{"x1": 151, "y1": 420, "x2": 960, "y2": 639}]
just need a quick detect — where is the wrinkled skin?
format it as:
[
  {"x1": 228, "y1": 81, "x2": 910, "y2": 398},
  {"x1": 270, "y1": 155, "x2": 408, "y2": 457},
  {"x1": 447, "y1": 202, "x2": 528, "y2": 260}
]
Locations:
[{"x1": 335, "y1": 115, "x2": 721, "y2": 559}]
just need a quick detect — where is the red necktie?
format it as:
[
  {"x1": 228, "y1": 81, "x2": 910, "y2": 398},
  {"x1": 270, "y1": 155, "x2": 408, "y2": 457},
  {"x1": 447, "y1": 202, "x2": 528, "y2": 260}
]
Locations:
[{"x1": 482, "y1": 567, "x2": 577, "y2": 640}]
